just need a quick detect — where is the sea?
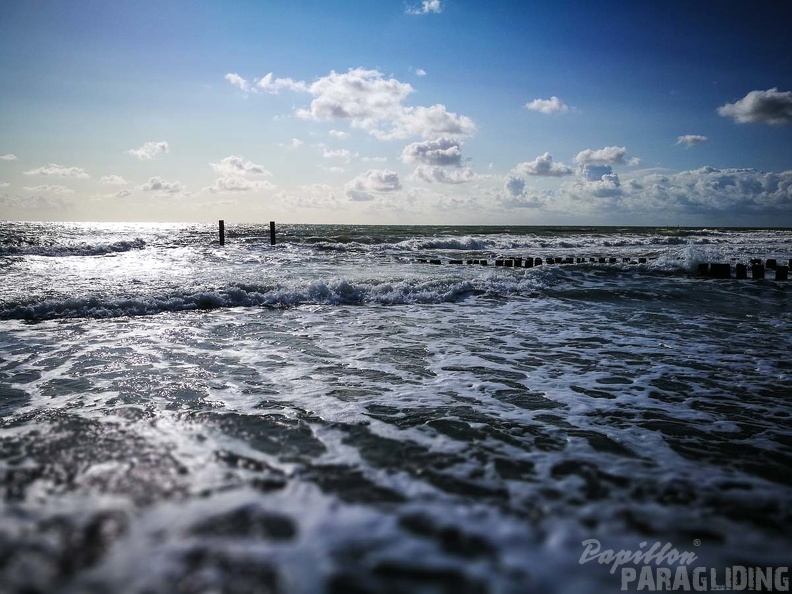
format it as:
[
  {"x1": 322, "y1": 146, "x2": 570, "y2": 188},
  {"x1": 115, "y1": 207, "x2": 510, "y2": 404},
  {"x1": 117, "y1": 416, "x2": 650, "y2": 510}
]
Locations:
[{"x1": 0, "y1": 221, "x2": 790, "y2": 594}]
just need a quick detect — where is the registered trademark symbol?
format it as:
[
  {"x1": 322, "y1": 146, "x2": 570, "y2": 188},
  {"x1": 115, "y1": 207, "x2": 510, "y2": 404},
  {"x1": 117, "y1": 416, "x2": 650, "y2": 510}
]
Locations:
[{"x1": 693, "y1": 539, "x2": 701, "y2": 546}]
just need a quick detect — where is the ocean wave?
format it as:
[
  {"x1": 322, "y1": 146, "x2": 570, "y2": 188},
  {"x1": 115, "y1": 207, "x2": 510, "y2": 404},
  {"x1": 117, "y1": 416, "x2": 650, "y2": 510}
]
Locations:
[
  {"x1": 0, "y1": 238, "x2": 146, "y2": 257},
  {"x1": 0, "y1": 275, "x2": 552, "y2": 321}
]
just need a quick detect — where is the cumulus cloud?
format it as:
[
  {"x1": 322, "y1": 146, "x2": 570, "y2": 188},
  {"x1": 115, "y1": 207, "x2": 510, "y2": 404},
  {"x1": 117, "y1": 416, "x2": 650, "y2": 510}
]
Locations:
[
  {"x1": 210, "y1": 155, "x2": 271, "y2": 176},
  {"x1": 579, "y1": 164, "x2": 615, "y2": 182},
  {"x1": 100, "y1": 174, "x2": 128, "y2": 185},
  {"x1": 504, "y1": 174, "x2": 526, "y2": 197},
  {"x1": 717, "y1": 88, "x2": 792, "y2": 125},
  {"x1": 514, "y1": 153, "x2": 573, "y2": 177},
  {"x1": 555, "y1": 166, "x2": 792, "y2": 217},
  {"x1": 574, "y1": 164, "x2": 622, "y2": 198},
  {"x1": 137, "y1": 176, "x2": 184, "y2": 195},
  {"x1": 415, "y1": 68, "x2": 427, "y2": 77},
  {"x1": 127, "y1": 141, "x2": 169, "y2": 160},
  {"x1": 345, "y1": 169, "x2": 401, "y2": 201},
  {"x1": 406, "y1": 0, "x2": 442, "y2": 15},
  {"x1": 116, "y1": 188, "x2": 133, "y2": 199},
  {"x1": 676, "y1": 135, "x2": 708, "y2": 147},
  {"x1": 525, "y1": 96, "x2": 570, "y2": 115},
  {"x1": 575, "y1": 146, "x2": 640, "y2": 166},
  {"x1": 328, "y1": 130, "x2": 348, "y2": 139},
  {"x1": 634, "y1": 167, "x2": 792, "y2": 214},
  {"x1": 401, "y1": 137, "x2": 463, "y2": 167},
  {"x1": 204, "y1": 176, "x2": 276, "y2": 194},
  {"x1": 227, "y1": 67, "x2": 475, "y2": 140},
  {"x1": 411, "y1": 165, "x2": 478, "y2": 184},
  {"x1": 1, "y1": 154, "x2": 18, "y2": 161},
  {"x1": 22, "y1": 184, "x2": 74, "y2": 195},
  {"x1": 23, "y1": 164, "x2": 89, "y2": 178}
]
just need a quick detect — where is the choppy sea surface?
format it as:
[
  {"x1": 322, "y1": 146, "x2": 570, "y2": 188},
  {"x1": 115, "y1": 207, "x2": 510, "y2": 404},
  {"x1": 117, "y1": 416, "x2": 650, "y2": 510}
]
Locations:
[{"x1": 1, "y1": 222, "x2": 791, "y2": 593}]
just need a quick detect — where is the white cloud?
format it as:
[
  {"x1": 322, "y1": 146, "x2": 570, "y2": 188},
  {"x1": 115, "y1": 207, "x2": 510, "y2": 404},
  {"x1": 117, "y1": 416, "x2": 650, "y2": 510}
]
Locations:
[
  {"x1": 323, "y1": 148, "x2": 353, "y2": 162},
  {"x1": 328, "y1": 129, "x2": 348, "y2": 139},
  {"x1": 390, "y1": 104, "x2": 476, "y2": 140},
  {"x1": 345, "y1": 169, "x2": 402, "y2": 201},
  {"x1": 525, "y1": 96, "x2": 570, "y2": 115},
  {"x1": 579, "y1": 164, "x2": 615, "y2": 182},
  {"x1": 116, "y1": 188, "x2": 133, "y2": 199},
  {"x1": 22, "y1": 184, "x2": 74, "y2": 195},
  {"x1": 127, "y1": 141, "x2": 169, "y2": 160},
  {"x1": 361, "y1": 156, "x2": 388, "y2": 163},
  {"x1": 717, "y1": 88, "x2": 792, "y2": 125},
  {"x1": 504, "y1": 174, "x2": 526, "y2": 197},
  {"x1": 0, "y1": 182, "x2": 9, "y2": 188},
  {"x1": 210, "y1": 155, "x2": 271, "y2": 176},
  {"x1": 204, "y1": 176, "x2": 276, "y2": 194},
  {"x1": 100, "y1": 174, "x2": 128, "y2": 185},
  {"x1": 255, "y1": 72, "x2": 309, "y2": 94},
  {"x1": 224, "y1": 73, "x2": 250, "y2": 93},
  {"x1": 23, "y1": 164, "x2": 90, "y2": 178},
  {"x1": 406, "y1": 0, "x2": 442, "y2": 15},
  {"x1": 575, "y1": 146, "x2": 640, "y2": 166},
  {"x1": 401, "y1": 137, "x2": 463, "y2": 167},
  {"x1": 415, "y1": 68, "x2": 427, "y2": 77},
  {"x1": 411, "y1": 165, "x2": 478, "y2": 184},
  {"x1": 632, "y1": 167, "x2": 792, "y2": 214},
  {"x1": 229, "y1": 67, "x2": 475, "y2": 140},
  {"x1": 514, "y1": 153, "x2": 574, "y2": 177},
  {"x1": 554, "y1": 166, "x2": 792, "y2": 217},
  {"x1": 1, "y1": 154, "x2": 18, "y2": 161},
  {"x1": 137, "y1": 176, "x2": 184, "y2": 195},
  {"x1": 676, "y1": 135, "x2": 708, "y2": 147}
]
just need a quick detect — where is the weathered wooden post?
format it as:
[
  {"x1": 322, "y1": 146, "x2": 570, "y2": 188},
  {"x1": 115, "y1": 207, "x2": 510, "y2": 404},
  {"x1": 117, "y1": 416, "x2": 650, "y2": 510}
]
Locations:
[
  {"x1": 752, "y1": 264, "x2": 766, "y2": 279},
  {"x1": 776, "y1": 266, "x2": 789, "y2": 281},
  {"x1": 735, "y1": 263, "x2": 748, "y2": 279},
  {"x1": 219, "y1": 220, "x2": 225, "y2": 246},
  {"x1": 710, "y1": 263, "x2": 730, "y2": 278},
  {"x1": 766, "y1": 258, "x2": 777, "y2": 269},
  {"x1": 269, "y1": 221, "x2": 276, "y2": 245}
]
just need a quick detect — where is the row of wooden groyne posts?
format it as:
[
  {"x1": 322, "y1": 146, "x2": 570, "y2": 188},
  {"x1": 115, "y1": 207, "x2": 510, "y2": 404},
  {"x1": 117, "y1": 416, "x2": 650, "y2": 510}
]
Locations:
[
  {"x1": 413, "y1": 256, "x2": 792, "y2": 280},
  {"x1": 217, "y1": 222, "x2": 789, "y2": 281}
]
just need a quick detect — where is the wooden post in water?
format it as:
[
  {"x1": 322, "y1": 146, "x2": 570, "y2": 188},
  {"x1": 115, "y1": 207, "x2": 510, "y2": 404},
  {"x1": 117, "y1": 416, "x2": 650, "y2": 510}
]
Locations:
[
  {"x1": 776, "y1": 266, "x2": 789, "y2": 281},
  {"x1": 219, "y1": 220, "x2": 225, "y2": 246},
  {"x1": 735, "y1": 263, "x2": 748, "y2": 279},
  {"x1": 709, "y1": 263, "x2": 730, "y2": 278},
  {"x1": 270, "y1": 221, "x2": 276, "y2": 245}
]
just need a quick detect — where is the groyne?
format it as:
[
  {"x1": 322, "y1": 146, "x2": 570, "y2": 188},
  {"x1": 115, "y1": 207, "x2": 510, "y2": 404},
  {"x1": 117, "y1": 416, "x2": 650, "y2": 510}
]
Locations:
[{"x1": 413, "y1": 257, "x2": 791, "y2": 280}]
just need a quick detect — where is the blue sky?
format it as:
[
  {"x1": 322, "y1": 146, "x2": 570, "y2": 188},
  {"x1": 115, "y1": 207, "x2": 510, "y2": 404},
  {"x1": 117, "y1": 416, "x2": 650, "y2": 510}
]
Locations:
[{"x1": 1, "y1": 0, "x2": 791, "y2": 225}]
